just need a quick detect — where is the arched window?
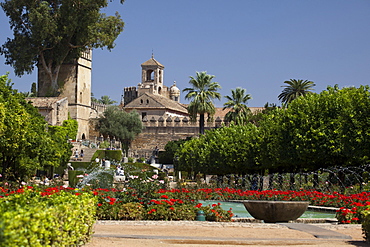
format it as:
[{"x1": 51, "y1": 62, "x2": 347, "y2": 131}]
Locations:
[{"x1": 146, "y1": 70, "x2": 154, "y2": 81}]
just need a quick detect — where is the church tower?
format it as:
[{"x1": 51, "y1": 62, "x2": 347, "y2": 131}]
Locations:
[
  {"x1": 38, "y1": 50, "x2": 92, "y2": 140},
  {"x1": 138, "y1": 54, "x2": 165, "y2": 96}
]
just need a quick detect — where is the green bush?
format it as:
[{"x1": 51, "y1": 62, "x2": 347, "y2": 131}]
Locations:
[
  {"x1": 91, "y1": 150, "x2": 122, "y2": 162},
  {"x1": 68, "y1": 170, "x2": 85, "y2": 188},
  {"x1": 145, "y1": 203, "x2": 196, "y2": 221},
  {"x1": 0, "y1": 188, "x2": 96, "y2": 247},
  {"x1": 362, "y1": 206, "x2": 370, "y2": 242},
  {"x1": 96, "y1": 201, "x2": 144, "y2": 220}
]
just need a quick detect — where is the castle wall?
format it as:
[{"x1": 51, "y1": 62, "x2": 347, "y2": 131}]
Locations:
[{"x1": 129, "y1": 116, "x2": 225, "y2": 159}]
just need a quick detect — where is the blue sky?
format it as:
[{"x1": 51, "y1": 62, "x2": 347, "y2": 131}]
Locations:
[{"x1": 1, "y1": 0, "x2": 370, "y2": 107}]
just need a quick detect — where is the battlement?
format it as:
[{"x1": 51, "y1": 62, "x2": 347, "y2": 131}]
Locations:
[
  {"x1": 80, "y1": 49, "x2": 92, "y2": 61},
  {"x1": 123, "y1": 86, "x2": 138, "y2": 105},
  {"x1": 90, "y1": 102, "x2": 107, "y2": 118},
  {"x1": 141, "y1": 115, "x2": 226, "y2": 128}
]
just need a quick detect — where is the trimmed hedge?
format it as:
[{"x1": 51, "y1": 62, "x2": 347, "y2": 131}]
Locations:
[
  {"x1": 91, "y1": 150, "x2": 122, "y2": 162},
  {"x1": 363, "y1": 206, "x2": 370, "y2": 243},
  {"x1": 0, "y1": 188, "x2": 96, "y2": 247}
]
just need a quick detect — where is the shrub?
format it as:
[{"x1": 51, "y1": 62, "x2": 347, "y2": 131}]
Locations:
[
  {"x1": 0, "y1": 188, "x2": 96, "y2": 247},
  {"x1": 68, "y1": 170, "x2": 85, "y2": 188},
  {"x1": 91, "y1": 150, "x2": 122, "y2": 162},
  {"x1": 96, "y1": 199, "x2": 144, "y2": 220},
  {"x1": 144, "y1": 199, "x2": 196, "y2": 221},
  {"x1": 362, "y1": 206, "x2": 370, "y2": 242}
]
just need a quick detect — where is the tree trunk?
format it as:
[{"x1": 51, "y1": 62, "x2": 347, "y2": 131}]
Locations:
[
  {"x1": 38, "y1": 54, "x2": 63, "y2": 96},
  {"x1": 199, "y1": 114, "x2": 205, "y2": 135}
]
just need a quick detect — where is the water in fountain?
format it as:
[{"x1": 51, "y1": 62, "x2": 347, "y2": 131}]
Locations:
[{"x1": 75, "y1": 164, "x2": 115, "y2": 189}]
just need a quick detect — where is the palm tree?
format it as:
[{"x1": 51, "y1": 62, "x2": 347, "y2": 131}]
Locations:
[
  {"x1": 98, "y1": 95, "x2": 117, "y2": 105},
  {"x1": 223, "y1": 87, "x2": 252, "y2": 125},
  {"x1": 278, "y1": 79, "x2": 315, "y2": 106},
  {"x1": 183, "y1": 71, "x2": 221, "y2": 134}
]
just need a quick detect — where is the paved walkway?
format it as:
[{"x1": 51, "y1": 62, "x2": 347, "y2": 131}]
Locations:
[{"x1": 85, "y1": 221, "x2": 368, "y2": 247}]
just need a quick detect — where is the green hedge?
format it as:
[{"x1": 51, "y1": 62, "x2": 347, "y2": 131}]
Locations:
[
  {"x1": 91, "y1": 150, "x2": 122, "y2": 162},
  {"x1": 362, "y1": 206, "x2": 370, "y2": 243},
  {"x1": 0, "y1": 189, "x2": 97, "y2": 247},
  {"x1": 68, "y1": 170, "x2": 85, "y2": 188}
]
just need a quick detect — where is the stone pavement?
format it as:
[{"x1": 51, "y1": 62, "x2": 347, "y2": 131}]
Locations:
[{"x1": 84, "y1": 221, "x2": 369, "y2": 247}]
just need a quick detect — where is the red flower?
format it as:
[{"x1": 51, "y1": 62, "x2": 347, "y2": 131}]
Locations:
[
  {"x1": 160, "y1": 195, "x2": 169, "y2": 199},
  {"x1": 97, "y1": 203, "x2": 102, "y2": 207},
  {"x1": 148, "y1": 209, "x2": 156, "y2": 214}
]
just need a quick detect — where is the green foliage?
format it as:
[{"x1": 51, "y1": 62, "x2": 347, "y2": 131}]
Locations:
[
  {"x1": 1, "y1": 0, "x2": 124, "y2": 95},
  {"x1": 223, "y1": 87, "x2": 252, "y2": 125},
  {"x1": 91, "y1": 150, "x2": 122, "y2": 162},
  {"x1": 96, "y1": 201, "x2": 144, "y2": 220},
  {"x1": 0, "y1": 74, "x2": 71, "y2": 181},
  {"x1": 145, "y1": 202, "x2": 196, "y2": 221},
  {"x1": 362, "y1": 206, "x2": 370, "y2": 243},
  {"x1": 158, "y1": 138, "x2": 188, "y2": 164},
  {"x1": 176, "y1": 123, "x2": 260, "y2": 176},
  {"x1": 183, "y1": 71, "x2": 222, "y2": 134},
  {"x1": 278, "y1": 79, "x2": 315, "y2": 106},
  {"x1": 201, "y1": 204, "x2": 233, "y2": 222},
  {"x1": 97, "y1": 95, "x2": 117, "y2": 105},
  {"x1": 260, "y1": 85, "x2": 370, "y2": 172},
  {"x1": 0, "y1": 188, "x2": 97, "y2": 247},
  {"x1": 97, "y1": 106, "x2": 142, "y2": 155}
]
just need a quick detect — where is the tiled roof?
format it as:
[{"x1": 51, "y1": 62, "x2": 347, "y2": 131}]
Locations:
[
  {"x1": 26, "y1": 97, "x2": 67, "y2": 108},
  {"x1": 124, "y1": 93, "x2": 188, "y2": 114},
  {"x1": 141, "y1": 57, "x2": 164, "y2": 67}
]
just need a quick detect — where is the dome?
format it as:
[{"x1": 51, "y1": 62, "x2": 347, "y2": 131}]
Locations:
[{"x1": 170, "y1": 81, "x2": 180, "y2": 95}]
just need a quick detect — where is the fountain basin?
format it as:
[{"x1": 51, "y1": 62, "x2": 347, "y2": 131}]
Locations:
[{"x1": 240, "y1": 200, "x2": 309, "y2": 223}]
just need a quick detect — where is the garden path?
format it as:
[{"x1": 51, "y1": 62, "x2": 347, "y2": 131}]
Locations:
[{"x1": 84, "y1": 221, "x2": 367, "y2": 247}]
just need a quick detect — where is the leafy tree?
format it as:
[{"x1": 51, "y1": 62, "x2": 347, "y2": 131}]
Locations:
[
  {"x1": 223, "y1": 87, "x2": 252, "y2": 125},
  {"x1": 278, "y1": 79, "x2": 315, "y2": 106},
  {"x1": 260, "y1": 85, "x2": 370, "y2": 174},
  {"x1": 183, "y1": 71, "x2": 221, "y2": 135},
  {"x1": 0, "y1": 74, "x2": 73, "y2": 181},
  {"x1": 248, "y1": 102, "x2": 279, "y2": 126},
  {"x1": 1, "y1": 0, "x2": 124, "y2": 95},
  {"x1": 20, "y1": 82, "x2": 38, "y2": 97},
  {"x1": 31, "y1": 82, "x2": 37, "y2": 96},
  {"x1": 98, "y1": 95, "x2": 117, "y2": 105},
  {"x1": 176, "y1": 124, "x2": 260, "y2": 176},
  {"x1": 48, "y1": 118, "x2": 78, "y2": 171},
  {"x1": 158, "y1": 138, "x2": 189, "y2": 164},
  {"x1": 97, "y1": 106, "x2": 142, "y2": 156},
  {"x1": 91, "y1": 93, "x2": 98, "y2": 104}
]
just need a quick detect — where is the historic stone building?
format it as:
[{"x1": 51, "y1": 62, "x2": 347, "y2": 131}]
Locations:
[
  {"x1": 34, "y1": 52, "x2": 263, "y2": 159},
  {"x1": 26, "y1": 97, "x2": 69, "y2": 126},
  {"x1": 37, "y1": 50, "x2": 97, "y2": 140}
]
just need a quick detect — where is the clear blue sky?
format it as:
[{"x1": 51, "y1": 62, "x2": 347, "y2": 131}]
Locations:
[{"x1": 1, "y1": 0, "x2": 370, "y2": 107}]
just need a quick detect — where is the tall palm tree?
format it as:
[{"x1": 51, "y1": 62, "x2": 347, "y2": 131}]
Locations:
[
  {"x1": 183, "y1": 71, "x2": 221, "y2": 134},
  {"x1": 278, "y1": 79, "x2": 315, "y2": 106},
  {"x1": 223, "y1": 87, "x2": 252, "y2": 125},
  {"x1": 98, "y1": 95, "x2": 117, "y2": 105}
]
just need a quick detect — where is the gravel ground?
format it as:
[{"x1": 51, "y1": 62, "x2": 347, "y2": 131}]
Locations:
[{"x1": 84, "y1": 221, "x2": 368, "y2": 247}]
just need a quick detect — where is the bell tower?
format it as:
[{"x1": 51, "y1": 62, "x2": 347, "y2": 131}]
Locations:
[{"x1": 139, "y1": 54, "x2": 164, "y2": 96}]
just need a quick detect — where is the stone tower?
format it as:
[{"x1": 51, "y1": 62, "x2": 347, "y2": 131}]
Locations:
[
  {"x1": 123, "y1": 55, "x2": 180, "y2": 106},
  {"x1": 38, "y1": 50, "x2": 92, "y2": 140}
]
